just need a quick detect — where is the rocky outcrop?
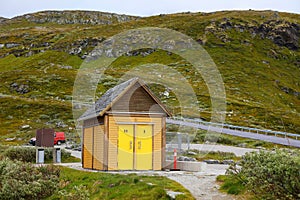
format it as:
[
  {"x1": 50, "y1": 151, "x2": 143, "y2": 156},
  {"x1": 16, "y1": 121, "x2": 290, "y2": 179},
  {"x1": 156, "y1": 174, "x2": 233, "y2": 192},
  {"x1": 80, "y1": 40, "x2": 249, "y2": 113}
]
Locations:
[
  {"x1": 205, "y1": 18, "x2": 300, "y2": 50},
  {"x1": 257, "y1": 20, "x2": 300, "y2": 50},
  {"x1": 11, "y1": 10, "x2": 140, "y2": 25},
  {"x1": 0, "y1": 17, "x2": 7, "y2": 23},
  {"x1": 5, "y1": 43, "x2": 21, "y2": 48},
  {"x1": 1, "y1": 11, "x2": 299, "y2": 60},
  {"x1": 10, "y1": 83, "x2": 30, "y2": 94},
  {"x1": 67, "y1": 38, "x2": 104, "y2": 56}
]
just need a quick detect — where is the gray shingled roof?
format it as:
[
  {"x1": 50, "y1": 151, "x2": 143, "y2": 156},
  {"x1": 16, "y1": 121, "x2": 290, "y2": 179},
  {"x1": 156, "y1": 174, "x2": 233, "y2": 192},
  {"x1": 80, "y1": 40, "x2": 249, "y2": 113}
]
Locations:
[{"x1": 78, "y1": 77, "x2": 139, "y2": 121}]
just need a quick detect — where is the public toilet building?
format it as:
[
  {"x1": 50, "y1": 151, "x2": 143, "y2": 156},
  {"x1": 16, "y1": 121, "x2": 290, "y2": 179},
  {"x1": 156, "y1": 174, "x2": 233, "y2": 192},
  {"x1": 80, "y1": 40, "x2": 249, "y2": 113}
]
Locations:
[{"x1": 78, "y1": 78, "x2": 171, "y2": 170}]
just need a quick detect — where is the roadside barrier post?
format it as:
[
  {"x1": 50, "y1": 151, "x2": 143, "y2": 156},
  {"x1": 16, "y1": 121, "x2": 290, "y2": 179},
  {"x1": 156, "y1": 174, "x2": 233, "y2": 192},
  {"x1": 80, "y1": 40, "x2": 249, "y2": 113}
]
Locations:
[{"x1": 174, "y1": 148, "x2": 177, "y2": 170}]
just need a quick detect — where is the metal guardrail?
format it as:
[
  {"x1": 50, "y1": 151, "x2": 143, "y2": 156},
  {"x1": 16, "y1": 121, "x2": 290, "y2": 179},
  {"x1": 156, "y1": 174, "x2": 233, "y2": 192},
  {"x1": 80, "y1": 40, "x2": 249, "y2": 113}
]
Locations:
[{"x1": 169, "y1": 116, "x2": 300, "y2": 140}]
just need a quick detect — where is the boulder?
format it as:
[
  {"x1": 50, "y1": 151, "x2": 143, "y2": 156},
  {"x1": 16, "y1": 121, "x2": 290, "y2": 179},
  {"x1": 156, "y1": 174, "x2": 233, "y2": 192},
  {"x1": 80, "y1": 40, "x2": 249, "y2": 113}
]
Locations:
[
  {"x1": 203, "y1": 159, "x2": 220, "y2": 164},
  {"x1": 21, "y1": 125, "x2": 30, "y2": 129},
  {"x1": 5, "y1": 43, "x2": 20, "y2": 48},
  {"x1": 221, "y1": 160, "x2": 234, "y2": 165}
]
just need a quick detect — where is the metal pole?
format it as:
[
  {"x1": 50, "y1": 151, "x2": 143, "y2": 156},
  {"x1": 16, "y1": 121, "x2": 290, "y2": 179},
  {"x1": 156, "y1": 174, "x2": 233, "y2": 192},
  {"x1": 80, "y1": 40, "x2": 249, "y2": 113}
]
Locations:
[
  {"x1": 174, "y1": 148, "x2": 177, "y2": 170},
  {"x1": 187, "y1": 134, "x2": 190, "y2": 150},
  {"x1": 178, "y1": 133, "x2": 182, "y2": 152}
]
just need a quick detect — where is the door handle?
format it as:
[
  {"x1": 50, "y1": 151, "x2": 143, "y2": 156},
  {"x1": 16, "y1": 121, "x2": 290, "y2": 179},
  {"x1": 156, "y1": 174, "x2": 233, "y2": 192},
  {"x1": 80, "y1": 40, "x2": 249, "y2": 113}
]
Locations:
[
  {"x1": 130, "y1": 141, "x2": 132, "y2": 149},
  {"x1": 138, "y1": 141, "x2": 141, "y2": 149}
]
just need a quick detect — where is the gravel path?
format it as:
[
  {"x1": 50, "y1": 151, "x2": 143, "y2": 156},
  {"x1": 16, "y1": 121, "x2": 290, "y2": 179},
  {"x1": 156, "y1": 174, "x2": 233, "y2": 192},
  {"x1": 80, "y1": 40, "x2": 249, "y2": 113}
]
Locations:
[{"x1": 162, "y1": 165, "x2": 233, "y2": 200}]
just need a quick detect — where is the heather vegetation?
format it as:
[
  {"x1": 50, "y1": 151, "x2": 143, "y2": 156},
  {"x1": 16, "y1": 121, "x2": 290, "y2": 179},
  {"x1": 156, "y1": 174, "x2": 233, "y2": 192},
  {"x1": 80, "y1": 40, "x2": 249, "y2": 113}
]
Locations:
[
  {"x1": 2, "y1": 145, "x2": 80, "y2": 163},
  {"x1": 218, "y1": 149, "x2": 300, "y2": 199},
  {"x1": 0, "y1": 146, "x2": 193, "y2": 199},
  {"x1": 0, "y1": 158, "x2": 60, "y2": 200}
]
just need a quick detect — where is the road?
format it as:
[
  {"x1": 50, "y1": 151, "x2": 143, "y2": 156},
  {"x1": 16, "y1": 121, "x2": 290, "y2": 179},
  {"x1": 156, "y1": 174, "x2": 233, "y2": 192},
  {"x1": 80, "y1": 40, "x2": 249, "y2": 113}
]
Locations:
[
  {"x1": 173, "y1": 143, "x2": 258, "y2": 156},
  {"x1": 66, "y1": 149, "x2": 82, "y2": 159},
  {"x1": 167, "y1": 119, "x2": 300, "y2": 148}
]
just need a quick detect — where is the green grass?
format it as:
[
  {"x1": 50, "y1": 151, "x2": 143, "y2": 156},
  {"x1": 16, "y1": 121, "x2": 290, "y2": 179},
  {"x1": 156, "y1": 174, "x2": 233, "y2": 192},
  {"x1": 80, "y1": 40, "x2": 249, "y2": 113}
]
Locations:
[
  {"x1": 0, "y1": 97, "x2": 75, "y2": 145},
  {"x1": 48, "y1": 167, "x2": 194, "y2": 200},
  {"x1": 191, "y1": 129, "x2": 292, "y2": 149},
  {"x1": 61, "y1": 155, "x2": 81, "y2": 163},
  {"x1": 0, "y1": 10, "x2": 299, "y2": 145},
  {"x1": 184, "y1": 149, "x2": 240, "y2": 161},
  {"x1": 217, "y1": 175, "x2": 246, "y2": 195}
]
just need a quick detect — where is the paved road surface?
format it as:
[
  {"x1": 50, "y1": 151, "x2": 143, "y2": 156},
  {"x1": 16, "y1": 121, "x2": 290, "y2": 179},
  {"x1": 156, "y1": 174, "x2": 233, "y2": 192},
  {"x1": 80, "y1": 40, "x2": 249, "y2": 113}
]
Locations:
[
  {"x1": 167, "y1": 119, "x2": 300, "y2": 148},
  {"x1": 180, "y1": 143, "x2": 258, "y2": 156}
]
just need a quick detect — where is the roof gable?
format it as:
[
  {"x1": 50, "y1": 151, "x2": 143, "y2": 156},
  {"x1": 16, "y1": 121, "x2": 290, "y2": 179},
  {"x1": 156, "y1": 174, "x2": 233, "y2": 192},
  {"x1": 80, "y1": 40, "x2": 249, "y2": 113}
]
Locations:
[{"x1": 78, "y1": 78, "x2": 171, "y2": 121}]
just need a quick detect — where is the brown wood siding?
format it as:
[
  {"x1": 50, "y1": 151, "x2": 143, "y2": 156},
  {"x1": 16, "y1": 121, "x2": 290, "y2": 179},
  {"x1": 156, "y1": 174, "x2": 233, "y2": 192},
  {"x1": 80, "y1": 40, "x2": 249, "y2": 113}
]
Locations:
[
  {"x1": 111, "y1": 82, "x2": 165, "y2": 114},
  {"x1": 108, "y1": 115, "x2": 118, "y2": 170},
  {"x1": 93, "y1": 125, "x2": 104, "y2": 170},
  {"x1": 83, "y1": 117, "x2": 104, "y2": 128},
  {"x1": 83, "y1": 127, "x2": 93, "y2": 169},
  {"x1": 108, "y1": 115, "x2": 153, "y2": 124}
]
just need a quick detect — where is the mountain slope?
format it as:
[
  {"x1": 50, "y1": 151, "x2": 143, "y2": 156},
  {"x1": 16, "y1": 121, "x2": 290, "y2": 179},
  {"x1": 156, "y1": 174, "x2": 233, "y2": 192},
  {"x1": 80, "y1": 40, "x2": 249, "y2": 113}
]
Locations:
[{"x1": 0, "y1": 10, "x2": 299, "y2": 144}]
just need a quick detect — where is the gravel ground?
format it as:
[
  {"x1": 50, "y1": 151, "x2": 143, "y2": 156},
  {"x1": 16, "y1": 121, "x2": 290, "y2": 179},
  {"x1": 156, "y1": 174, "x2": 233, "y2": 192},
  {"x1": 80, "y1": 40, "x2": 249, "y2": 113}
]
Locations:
[{"x1": 162, "y1": 165, "x2": 234, "y2": 200}]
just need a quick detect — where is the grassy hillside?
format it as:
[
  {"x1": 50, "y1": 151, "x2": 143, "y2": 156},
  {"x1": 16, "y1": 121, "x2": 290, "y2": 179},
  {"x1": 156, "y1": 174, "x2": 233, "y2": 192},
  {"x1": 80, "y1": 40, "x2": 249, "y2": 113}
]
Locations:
[{"x1": 0, "y1": 10, "x2": 299, "y2": 144}]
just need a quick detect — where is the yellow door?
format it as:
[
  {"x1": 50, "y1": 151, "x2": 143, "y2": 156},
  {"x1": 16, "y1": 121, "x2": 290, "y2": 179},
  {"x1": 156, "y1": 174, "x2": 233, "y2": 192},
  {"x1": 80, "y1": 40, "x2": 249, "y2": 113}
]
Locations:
[
  {"x1": 135, "y1": 125, "x2": 153, "y2": 170},
  {"x1": 118, "y1": 125, "x2": 134, "y2": 170}
]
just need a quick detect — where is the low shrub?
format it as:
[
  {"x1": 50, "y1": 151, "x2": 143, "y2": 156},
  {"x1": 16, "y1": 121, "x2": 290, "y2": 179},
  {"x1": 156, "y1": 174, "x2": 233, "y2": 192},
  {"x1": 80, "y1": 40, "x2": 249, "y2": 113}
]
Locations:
[
  {"x1": 3, "y1": 146, "x2": 72, "y2": 163},
  {"x1": 226, "y1": 149, "x2": 300, "y2": 199},
  {"x1": 58, "y1": 185, "x2": 90, "y2": 200},
  {"x1": 0, "y1": 158, "x2": 60, "y2": 199},
  {"x1": 3, "y1": 146, "x2": 36, "y2": 162}
]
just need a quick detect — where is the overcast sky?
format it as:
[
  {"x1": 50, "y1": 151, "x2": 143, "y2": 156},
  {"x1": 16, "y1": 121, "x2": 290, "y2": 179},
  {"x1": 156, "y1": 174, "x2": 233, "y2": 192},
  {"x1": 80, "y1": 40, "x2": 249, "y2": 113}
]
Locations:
[{"x1": 1, "y1": 0, "x2": 300, "y2": 18}]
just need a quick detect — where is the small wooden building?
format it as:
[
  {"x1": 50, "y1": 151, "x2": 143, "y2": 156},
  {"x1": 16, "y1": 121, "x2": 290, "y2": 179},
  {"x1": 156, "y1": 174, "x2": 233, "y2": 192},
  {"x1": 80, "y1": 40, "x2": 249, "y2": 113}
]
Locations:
[{"x1": 78, "y1": 78, "x2": 171, "y2": 170}]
